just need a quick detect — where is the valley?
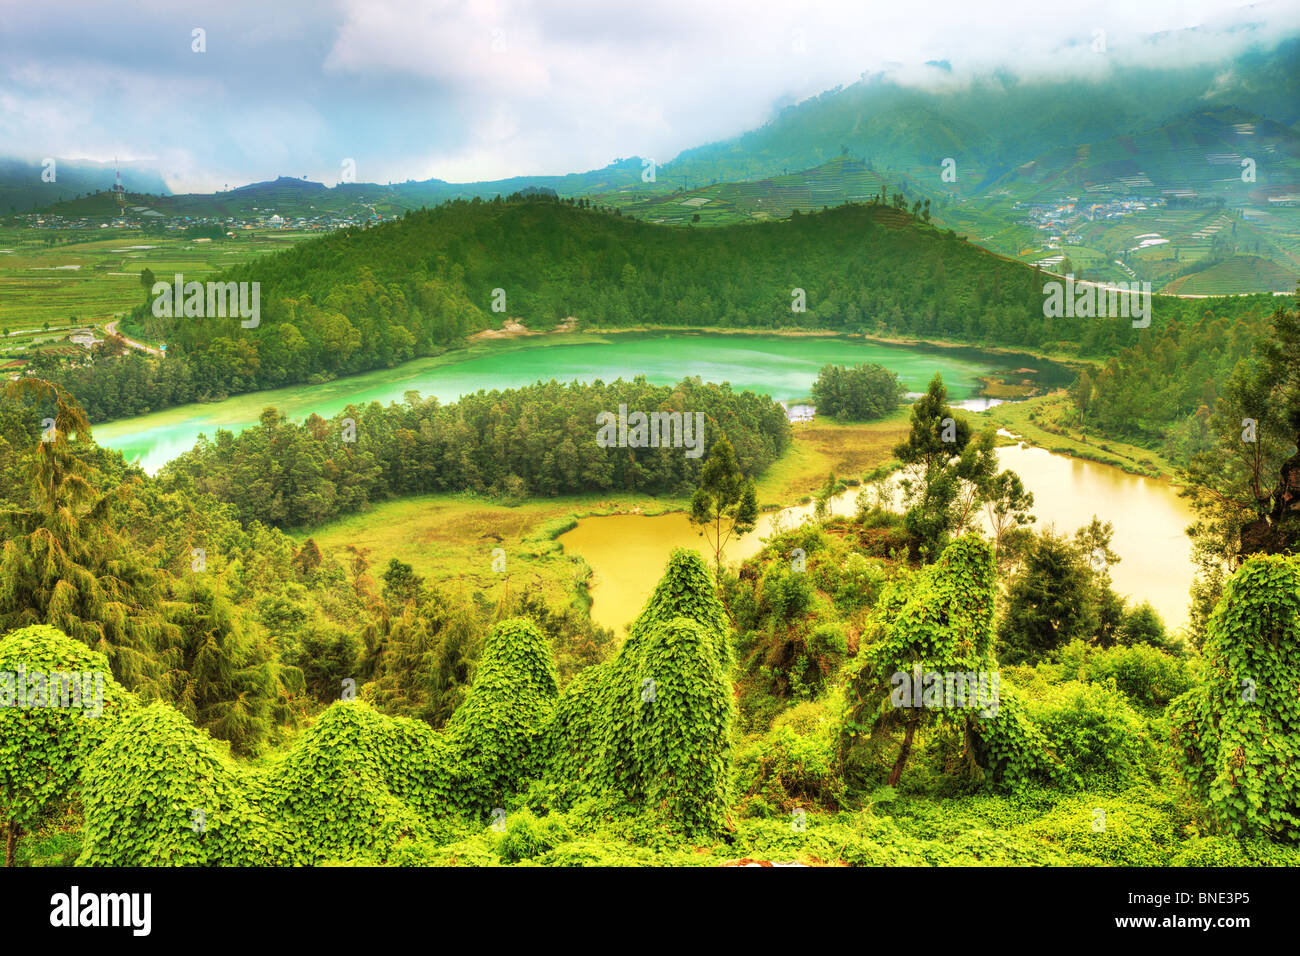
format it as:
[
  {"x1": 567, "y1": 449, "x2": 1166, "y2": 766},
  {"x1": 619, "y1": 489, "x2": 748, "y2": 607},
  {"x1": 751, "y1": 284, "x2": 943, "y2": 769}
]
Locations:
[{"x1": 4, "y1": 3, "x2": 1300, "y2": 893}]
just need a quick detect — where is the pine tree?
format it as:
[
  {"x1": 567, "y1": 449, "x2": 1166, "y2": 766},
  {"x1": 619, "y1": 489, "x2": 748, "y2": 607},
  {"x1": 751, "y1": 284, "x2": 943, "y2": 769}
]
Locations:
[{"x1": 689, "y1": 437, "x2": 758, "y2": 574}]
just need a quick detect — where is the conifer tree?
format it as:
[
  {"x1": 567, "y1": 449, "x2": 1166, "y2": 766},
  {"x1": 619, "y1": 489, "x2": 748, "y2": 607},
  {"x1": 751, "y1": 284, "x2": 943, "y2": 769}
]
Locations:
[{"x1": 0, "y1": 379, "x2": 178, "y2": 696}]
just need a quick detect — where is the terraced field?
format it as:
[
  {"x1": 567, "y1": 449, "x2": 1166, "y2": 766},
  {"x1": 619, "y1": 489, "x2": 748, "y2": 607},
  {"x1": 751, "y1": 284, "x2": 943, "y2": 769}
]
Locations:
[
  {"x1": 613, "y1": 156, "x2": 889, "y2": 225},
  {"x1": 0, "y1": 227, "x2": 316, "y2": 363}
]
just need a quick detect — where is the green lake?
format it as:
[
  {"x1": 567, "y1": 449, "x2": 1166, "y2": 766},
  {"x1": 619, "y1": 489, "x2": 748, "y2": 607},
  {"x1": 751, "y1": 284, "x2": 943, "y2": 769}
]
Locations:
[
  {"x1": 92, "y1": 330, "x2": 1194, "y2": 631},
  {"x1": 94, "y1": 332, "x2": 1067, "y2": 474}
]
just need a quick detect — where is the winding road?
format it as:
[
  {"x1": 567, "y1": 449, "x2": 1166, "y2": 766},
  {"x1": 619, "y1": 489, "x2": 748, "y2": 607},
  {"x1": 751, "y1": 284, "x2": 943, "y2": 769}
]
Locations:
[{"x1": 104, "y1": 318, "x2": 163, "y2": 356}]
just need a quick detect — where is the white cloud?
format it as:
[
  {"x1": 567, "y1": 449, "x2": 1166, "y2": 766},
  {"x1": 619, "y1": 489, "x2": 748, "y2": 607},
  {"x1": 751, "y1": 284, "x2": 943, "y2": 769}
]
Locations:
[{"x1": 2, "y1": 0, "x2": 1297, "y2": 190}]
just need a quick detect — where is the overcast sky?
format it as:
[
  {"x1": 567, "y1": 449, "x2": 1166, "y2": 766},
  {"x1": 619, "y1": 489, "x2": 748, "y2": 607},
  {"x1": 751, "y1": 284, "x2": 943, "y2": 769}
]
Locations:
[{"x1": 1, "y1": 0, "x2": 1297, "y2": 192}]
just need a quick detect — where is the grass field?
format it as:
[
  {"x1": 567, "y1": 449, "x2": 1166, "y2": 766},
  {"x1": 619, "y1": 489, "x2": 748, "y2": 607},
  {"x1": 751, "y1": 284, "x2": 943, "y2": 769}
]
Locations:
[
  {"x1": 0, "y1": 227, "x2": 316, "y2": 359},
  {"x1": 297, "y1": 411, "x2": 915, "y2": 616},
  {"x1": 977, "y1": 390, "x2": 1176, "y2": 478}
]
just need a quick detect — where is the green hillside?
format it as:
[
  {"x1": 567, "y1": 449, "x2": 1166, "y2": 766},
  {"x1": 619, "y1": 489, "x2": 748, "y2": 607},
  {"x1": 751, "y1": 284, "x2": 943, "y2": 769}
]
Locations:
[{"x1": 39, "y1": 194, "x2": 1277, "y2": 425}]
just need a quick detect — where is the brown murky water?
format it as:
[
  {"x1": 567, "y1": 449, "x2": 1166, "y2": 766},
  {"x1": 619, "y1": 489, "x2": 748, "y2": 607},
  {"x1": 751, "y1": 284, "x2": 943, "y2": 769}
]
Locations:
[{"x1": 560, "y1": 441, "x2": 1197, "y2": 635}]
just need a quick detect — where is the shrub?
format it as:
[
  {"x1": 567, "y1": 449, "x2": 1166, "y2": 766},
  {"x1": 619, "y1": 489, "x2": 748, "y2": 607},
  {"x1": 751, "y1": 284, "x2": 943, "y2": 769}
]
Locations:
[
  {"x1": 736, "y1": 724, "x2": 844, "y2": 815},
  {"x1": 1030, "y1": 681, "x2": 1151, "y2": 787},
  {"x1": 496, "y1": 809, "x2": 570, "y2": 864},
  {"x1": 78, "y1": 704, "x2": 280, "y2": 866},
  {"x1": 253, "y1": 700, "x2": 458, "y2": 863},
  {"x1": 1056, "y1": 640, "x2": 1191, "y2": 707}
]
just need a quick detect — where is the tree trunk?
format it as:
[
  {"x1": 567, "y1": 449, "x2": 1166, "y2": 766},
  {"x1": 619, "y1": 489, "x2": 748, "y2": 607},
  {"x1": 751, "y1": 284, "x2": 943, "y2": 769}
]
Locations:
[
  {"x1": 5, "y1": 821, "x2": 17, "y2": 867},
  {"x1": 888, "y1": 717, "x2": 919, "y2": 787}
]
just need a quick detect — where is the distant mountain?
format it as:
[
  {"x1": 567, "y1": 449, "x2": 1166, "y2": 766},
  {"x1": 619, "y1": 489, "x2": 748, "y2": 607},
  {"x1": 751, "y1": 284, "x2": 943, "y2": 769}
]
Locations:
[
  {"x1": 14, "y1": 29, "x2": 1299, "y2": 293},
  {"x1": 662, "y1": 35, "x2": 1300, "y2": 191},
  {"x1": 25, "y1": 161, "x2": 649, "y2": 221},
  {"x1": 992, "y1": 107, "x2": 1300, "y2": 201},
  {"x1": 0, "y1": 158, "x2": 169, "y2": 214}
]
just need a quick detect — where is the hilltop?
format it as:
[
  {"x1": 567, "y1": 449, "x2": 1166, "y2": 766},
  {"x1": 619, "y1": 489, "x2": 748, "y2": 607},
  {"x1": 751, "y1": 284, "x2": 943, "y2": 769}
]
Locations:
[{"x1": 34, "y1": 193, "x2": 1273, "y2": 425}]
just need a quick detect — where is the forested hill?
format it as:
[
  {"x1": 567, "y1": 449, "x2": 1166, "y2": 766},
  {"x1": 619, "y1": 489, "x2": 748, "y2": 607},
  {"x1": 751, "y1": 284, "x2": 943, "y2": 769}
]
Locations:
[{"x1": 55, "y1": 195, "x2": 1276, "y2": 422}]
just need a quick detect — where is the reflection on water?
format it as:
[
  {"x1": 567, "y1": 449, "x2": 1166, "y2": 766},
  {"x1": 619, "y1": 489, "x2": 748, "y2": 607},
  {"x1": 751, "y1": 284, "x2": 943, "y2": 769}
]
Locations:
[{"x1": 561, "y1": 442, "x2": 1196, "y2": 636}]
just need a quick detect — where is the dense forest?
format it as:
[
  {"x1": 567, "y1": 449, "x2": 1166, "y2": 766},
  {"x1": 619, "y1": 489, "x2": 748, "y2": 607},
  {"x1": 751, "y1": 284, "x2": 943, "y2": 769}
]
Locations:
[
  {"x1": 157, "y1": 377, "x2": 792, "y2": 527},
  {"x1": 39, "y1": 195, "x2": 1276, "y2": 423}
]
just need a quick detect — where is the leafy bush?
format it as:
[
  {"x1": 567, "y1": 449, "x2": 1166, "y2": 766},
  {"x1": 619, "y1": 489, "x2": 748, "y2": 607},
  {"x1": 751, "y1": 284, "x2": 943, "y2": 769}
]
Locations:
[
  {"x1": 79, "y1": 703, "x2": 282, "y2": 866},
  {"x1": 1029, "y1": 681, "x2": 1151, "y2": 787},
  {"x1": 252, "y1": 700, "x2": 458, "y2": 864},
  {"x1": 736, "y1": 724, "x2": 845, "y2": 815},
  {"x1": 1056, "y1": 640, "x2": 1191, "y2": 707},
  {"x1": 496, "y1": 809, "x2": 570, "y2": 864}
]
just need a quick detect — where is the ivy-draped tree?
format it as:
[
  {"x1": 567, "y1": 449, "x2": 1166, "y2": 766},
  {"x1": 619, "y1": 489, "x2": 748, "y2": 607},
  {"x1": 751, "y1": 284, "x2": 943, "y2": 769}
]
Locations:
[
  {"x1": 1168, "y1": 553, "x2": 1300, "y2": 840},
  {"x1": 837, "y1": 535, "x2": 1056, "y2": 789}
]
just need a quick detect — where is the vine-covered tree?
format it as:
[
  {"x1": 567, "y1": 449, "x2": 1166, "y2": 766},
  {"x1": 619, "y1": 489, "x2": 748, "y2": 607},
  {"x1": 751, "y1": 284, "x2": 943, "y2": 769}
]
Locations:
[{"x1": 1168, "y1": 553, "x2": 1300, "y2": 840}]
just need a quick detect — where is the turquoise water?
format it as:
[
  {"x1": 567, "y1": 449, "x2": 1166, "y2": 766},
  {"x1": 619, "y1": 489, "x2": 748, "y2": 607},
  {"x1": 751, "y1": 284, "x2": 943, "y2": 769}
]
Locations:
[{"x1": 94, "y1": 333, "x2": 1058, "y2": 473}]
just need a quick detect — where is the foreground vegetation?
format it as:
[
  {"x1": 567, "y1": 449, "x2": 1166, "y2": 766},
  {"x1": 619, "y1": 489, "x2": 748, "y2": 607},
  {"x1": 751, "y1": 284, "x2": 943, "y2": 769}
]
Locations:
[{"x1": 2, "y1": 355, "x2": 1297, "y2": 866}]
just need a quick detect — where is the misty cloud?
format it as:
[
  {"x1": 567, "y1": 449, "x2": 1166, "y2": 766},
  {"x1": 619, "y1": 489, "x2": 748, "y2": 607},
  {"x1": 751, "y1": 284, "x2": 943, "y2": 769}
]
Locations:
[{"x1": 1, "y1": 0, "x2": 1297, "y2": 191}]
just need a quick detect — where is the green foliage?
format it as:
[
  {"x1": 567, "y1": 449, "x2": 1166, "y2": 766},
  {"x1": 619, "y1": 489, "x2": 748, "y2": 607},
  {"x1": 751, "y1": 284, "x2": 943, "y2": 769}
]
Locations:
[
  {"x1": 0, "y1": 380, "x2": 180, "y2": 697},
  {"x1": 168, "y1": 574, "x2": 281, "y2": 756},
  {"x1": 810, "y1": 362, "x2": 905, "y2": 421},
  {"x1": 445, "y1": 618, "x2": 558, "y2": 813},
  {"x1": 736, "y1": 724, "x2": 845, "y2": 815},
  {"x1": 78, "y1": 703, "x2": 281, "y2": 866},
  {"x1": 1055, "y1": 640, "x2": 1192, "y2": 708},
  {"x1": 822, "y1": 551, "x2": 887, "y2": 615},
  {"x1": 838, "y1": 534, "x2": 1058, "y2": 790},
  {"x1": 252, "y1": 700, "x2": 458, "y2": 863},
  {"x1": 542, "y1": 548, "x2": 735, "y2": 836},
  {"x1": 0, "y1": 625, "x2": 138, "y2": 834},
  {"x1": 759, "y1": 563, "x2": 814, "y2": 621},
  {"x1": 366, "y1": 587, "x2": 484, "y2": 726},
  {"x1": 1028, "y1": 681, "x2": 1152, "y2": 787},
  {"x1": 1117, "y1": 600, "x2": 1174, "y2": 650},
  {"x1": 496, "y1": 809, "x2": 570, "y2": 864},
  {"x1": 45, "y1": 198, "x2": 1202, "y2": 423},
  {"x1": 891, "y1": 374, "x2": 1001, "y2": 557},
  {"x1": 1017, "y1": 793, "x2": 1184, "y2": 866},
  {"x1": 1168, "y1": 553, "x2": 1300, "y2": 840}
]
